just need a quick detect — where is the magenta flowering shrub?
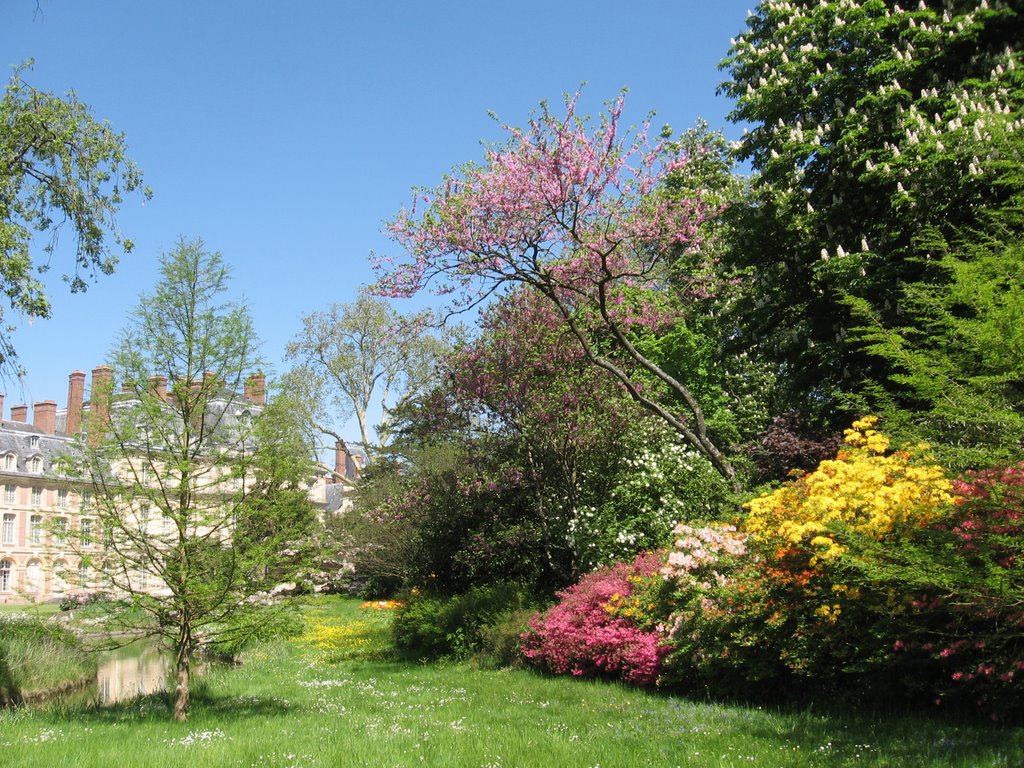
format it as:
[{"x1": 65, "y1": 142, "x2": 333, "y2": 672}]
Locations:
[{"x1": 521, "y1": 552, "x2": 670, "y2": 685}]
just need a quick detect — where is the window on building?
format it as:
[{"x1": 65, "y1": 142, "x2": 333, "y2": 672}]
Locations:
[
  {"x1": 31, "y1": 487, "x2": 41, "y2": 506},
  {"x1": 140, "y1": 465, "x2": 150, "y2": 484},
  {"x1": 1, "y1": 513, "x2": 13, "y2": 545},
  {"x1": 52, "y1": 560, "x2": 67, "y2": 593},
  {"x1": 29, "y1": 436, "x2": 39, "y2": 449},
  {"x1": 4, "y1": 484, "x2": 15, "y2": 504},
  {"x1": 4, "y1": 453, "x2": 15, "y2": 470},
  {"x1": 29, "y1": 456, "x2": 41, "y2": 473},
  {"x1": 54, "y1": 517, "x2": 67, "y2": 547},
  {"x1": 82, "y1": 490, "x2": 92, "y2": 508},
  {"x1": 77, "y1": 561, "x2": 89, "y2": 589},
  {"x1": 80, "y1": 518, "x2": 93, "y2": 546},
  {"x1": 57, "y1": 489, "x2": 68, "y2": 508},
  {"x1": 25, "y1": 559, "x2": 41, "y2": 593},
  {"x1": 0, "y1": 559, "x2": 11, "y2": 592},
  {"x1": 138, "y1": 503, "x2": 150, "y2": 532},
  {"x1": 29, "y1": 514, "x2": 42, "y2": 545}
]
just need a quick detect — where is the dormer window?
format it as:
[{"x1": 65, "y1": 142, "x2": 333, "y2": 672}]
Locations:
[
  {"x1": 29, "y1": 436, "x2": 39, "y2": 449},
  {"x1": 29, "y1": 456, "x2": 42, "y2": 473},
  {"x1": 3, "y1": 453, "x2": 15, "y2": 470}
]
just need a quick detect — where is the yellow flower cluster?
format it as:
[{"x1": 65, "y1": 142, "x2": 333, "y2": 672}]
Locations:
[
  {"x1": 744, "y1": 416, "x2": 954, "y2": 564},
  {"x1": 299, "y1": 618, "x2": 372, "y2": 651},
  {"x1": 358, "y1": 599, "x2": 406, "y2": 611}
]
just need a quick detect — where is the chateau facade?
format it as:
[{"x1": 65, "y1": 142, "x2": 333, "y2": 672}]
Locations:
[{"x1": 0, "y1": 367, "x2": 353, "y2": 605}]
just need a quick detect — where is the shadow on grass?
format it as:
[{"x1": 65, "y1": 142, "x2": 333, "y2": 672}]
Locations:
[
  {"x1": 632, "y1": 681, "x2": 1024, "y2": 764},
  {"x1": 39, "y1": 678, "x2": 295, "y2": 724}
]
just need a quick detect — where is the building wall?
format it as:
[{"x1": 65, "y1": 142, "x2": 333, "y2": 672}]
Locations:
[
  {"x1": 0, "y1": 368, "x2": 355, "y2": 605},
  {"x1": 0, "y1": 443, "x2": 92, "y2": 604}
]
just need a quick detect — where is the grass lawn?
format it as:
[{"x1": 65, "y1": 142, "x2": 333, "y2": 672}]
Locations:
[{"x1": 0, "y1": 597, "x2": 1021, "y2": 767}]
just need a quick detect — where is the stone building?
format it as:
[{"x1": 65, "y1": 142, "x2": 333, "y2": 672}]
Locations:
[{"x1": 0, "y1": 367, "x2": 360, "y2": 605}]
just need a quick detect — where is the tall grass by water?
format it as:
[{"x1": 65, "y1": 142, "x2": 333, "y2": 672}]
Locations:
[
  {"x1": 0, "y1": 597, "x2": 1020, "y2": 767},
  {"x1": 0, "y1": 612, "x2": 95, "y2": 703}
]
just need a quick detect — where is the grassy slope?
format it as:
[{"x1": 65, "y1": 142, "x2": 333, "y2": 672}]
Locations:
[{"x1": 0, "y1": 597, "x2": 1020, "y2": 767}]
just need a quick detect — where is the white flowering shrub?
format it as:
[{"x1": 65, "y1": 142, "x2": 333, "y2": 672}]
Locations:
[{"x1": 568, "y1": 423, "x2": 732, "y2": 570}]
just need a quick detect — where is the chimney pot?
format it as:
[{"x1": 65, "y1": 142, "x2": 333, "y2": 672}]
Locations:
[
  {"x1": 33, "y1": 400, "x2": 57, "y2": 435},
  {"x1": 244, "y1": 372, "x2": 266, "y2": 406},
  {"x1": 334, "y1": 440, "x2": 349, "y2": 481},
  {"x1": 88, "y1": 366, "x2": 114, "y2": 447},
  {"x1": 67, "y1": 371, "x2": 86, "y2": 435}
]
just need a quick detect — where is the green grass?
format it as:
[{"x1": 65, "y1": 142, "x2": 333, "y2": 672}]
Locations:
[
  {"x1": 0, "y1": 614, "x2": 96, "y2": 701},
  {"x1": 0, "y1": 597, "x2": 1021, "y2": 767},
  {"x1": 0, "y1": 602, "x2": 62, "y2": 618}
]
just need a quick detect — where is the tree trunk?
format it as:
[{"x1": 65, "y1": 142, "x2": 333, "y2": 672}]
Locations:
[{"x1": 173, "y1": 641, "x2": 190, "y2": 722}]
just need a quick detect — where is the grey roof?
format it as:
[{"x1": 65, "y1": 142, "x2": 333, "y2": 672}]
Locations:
[{"x1": 0, "y1": 420, "x2": 75, "y2": 477}]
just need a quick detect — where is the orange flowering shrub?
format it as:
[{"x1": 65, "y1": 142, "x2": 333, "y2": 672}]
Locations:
[{"x1": 744, "y1": 416, "x2": 954, "y2": 566}]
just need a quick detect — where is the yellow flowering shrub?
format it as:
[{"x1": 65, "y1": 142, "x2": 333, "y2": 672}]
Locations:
[{"x1": 744, "y1": 416, "x2": 954, "y2": 564}]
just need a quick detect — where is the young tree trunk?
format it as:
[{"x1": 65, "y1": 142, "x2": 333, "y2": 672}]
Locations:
[{"x1": 173, "y1": 637, "x2": 191, "y2": 722}]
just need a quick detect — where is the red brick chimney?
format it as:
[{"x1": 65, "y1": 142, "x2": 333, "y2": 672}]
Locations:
[
  {"x1": 149, "y1": 375, "x2": 168, "y2": 400},
  {"x1": 0, "y1": 393, "x2": 5, "y2": 421},
  {"x1": 334, "y1": 440, "x2": 349, "y2": 481},
  {"x1": 244, "y1": 373, "x2": 266, "y2": 406},
  {"x1": 88, "y1": 366, "x2": 114, "y2": 446},
  {"x1": 33, "y1": 401, "x2": 57, "y2": 435},
  {"x1": 66, "y1": 371, "x2": 85, "y2": 435},
  {"x1": 10, "y1": 404, "x2": 27, "y2": 423}
]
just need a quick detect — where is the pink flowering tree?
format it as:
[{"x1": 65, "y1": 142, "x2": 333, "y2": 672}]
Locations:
[{"x1": 374, "y1": 93, "x2": 739, "y2": 489}]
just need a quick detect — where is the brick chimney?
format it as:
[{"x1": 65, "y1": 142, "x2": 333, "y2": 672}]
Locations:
[
  {"x1": 149, "y1": 375, "x2": 167, "y2": 400},
  {"x1": 10, "y1": 404, "x2": 27, "y2": 423},
  {"x1": 0, "y1": 392, "x2": 5, "y2": 421},
  {"x1": 66, "y1": 371, "x2": 85, "y2": 435},
  {"x1": 88, "y1": 366, "x2": 114, "y2": 446},
  {"x1": 33, "y1": 400, "x2": 57, "y2": 435},
  {"x1": 334, "y1": 440, "x2": 349, "y2": 481},
  {"x1": 244, "y1": 372, "x2": 266, "y2": 406}
]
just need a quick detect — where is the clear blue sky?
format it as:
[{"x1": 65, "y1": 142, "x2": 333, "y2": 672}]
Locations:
[{"x1": 2, "y1": 0, "x2": 753, "y2": 444}]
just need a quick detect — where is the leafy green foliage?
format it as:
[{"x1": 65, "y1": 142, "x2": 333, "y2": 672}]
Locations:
[
  {"x1": 719, "y1": 0, "x2": 1024, "y2": 416},
  {"x1": 853, "y1": 214, "x2": 1024, "y2": 469},
  {"x1": 0, "y1": 61, "x2": 150, "y2": 375},
  {"x1": 391, "y1": 583, "x2": 535, "y2": 661}
]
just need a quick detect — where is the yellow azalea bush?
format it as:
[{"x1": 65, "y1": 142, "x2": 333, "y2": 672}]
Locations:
[{"x1": 744, "y1": 416, "x2": 955, "y2": 565}]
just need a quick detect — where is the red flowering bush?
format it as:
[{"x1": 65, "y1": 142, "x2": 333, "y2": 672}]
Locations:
[
  {"x1": 876, "y1": 462, "x2": 1024, "y2": 715},
  {"x1": 521, "y1": 552, "x2": 670, "y2": 685}
]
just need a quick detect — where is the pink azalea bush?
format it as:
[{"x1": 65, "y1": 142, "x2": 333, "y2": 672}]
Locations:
[{"x1": 521, "y1": 552, "x2": 670, "y2": 685}]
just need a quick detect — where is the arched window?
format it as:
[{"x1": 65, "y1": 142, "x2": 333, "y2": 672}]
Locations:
[
  {"x1": 4, "y1": 453, "x2": 16, "y2": 470},
  {"x1": 25, "y1": 559, "x2": 42, "y2": 593},
  {"x1": 29, "y1": 456, "x2": 42, "y2": 473},
  {"x1": 0, "y1": 559, "x2": 11, "y2": 592}
]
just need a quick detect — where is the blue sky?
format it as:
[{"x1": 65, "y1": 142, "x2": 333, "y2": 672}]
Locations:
[{"x1": 2, "y1": 0, "x2": 753, "y2": 444}]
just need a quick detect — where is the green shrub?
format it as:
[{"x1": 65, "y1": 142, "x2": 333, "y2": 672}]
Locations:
[
  {"x1": 472, "y1": 607, "x2": 539, "y2": 669},
  {"x1": 392, "y1": 583, "x2": 535, "y2": 661}
]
